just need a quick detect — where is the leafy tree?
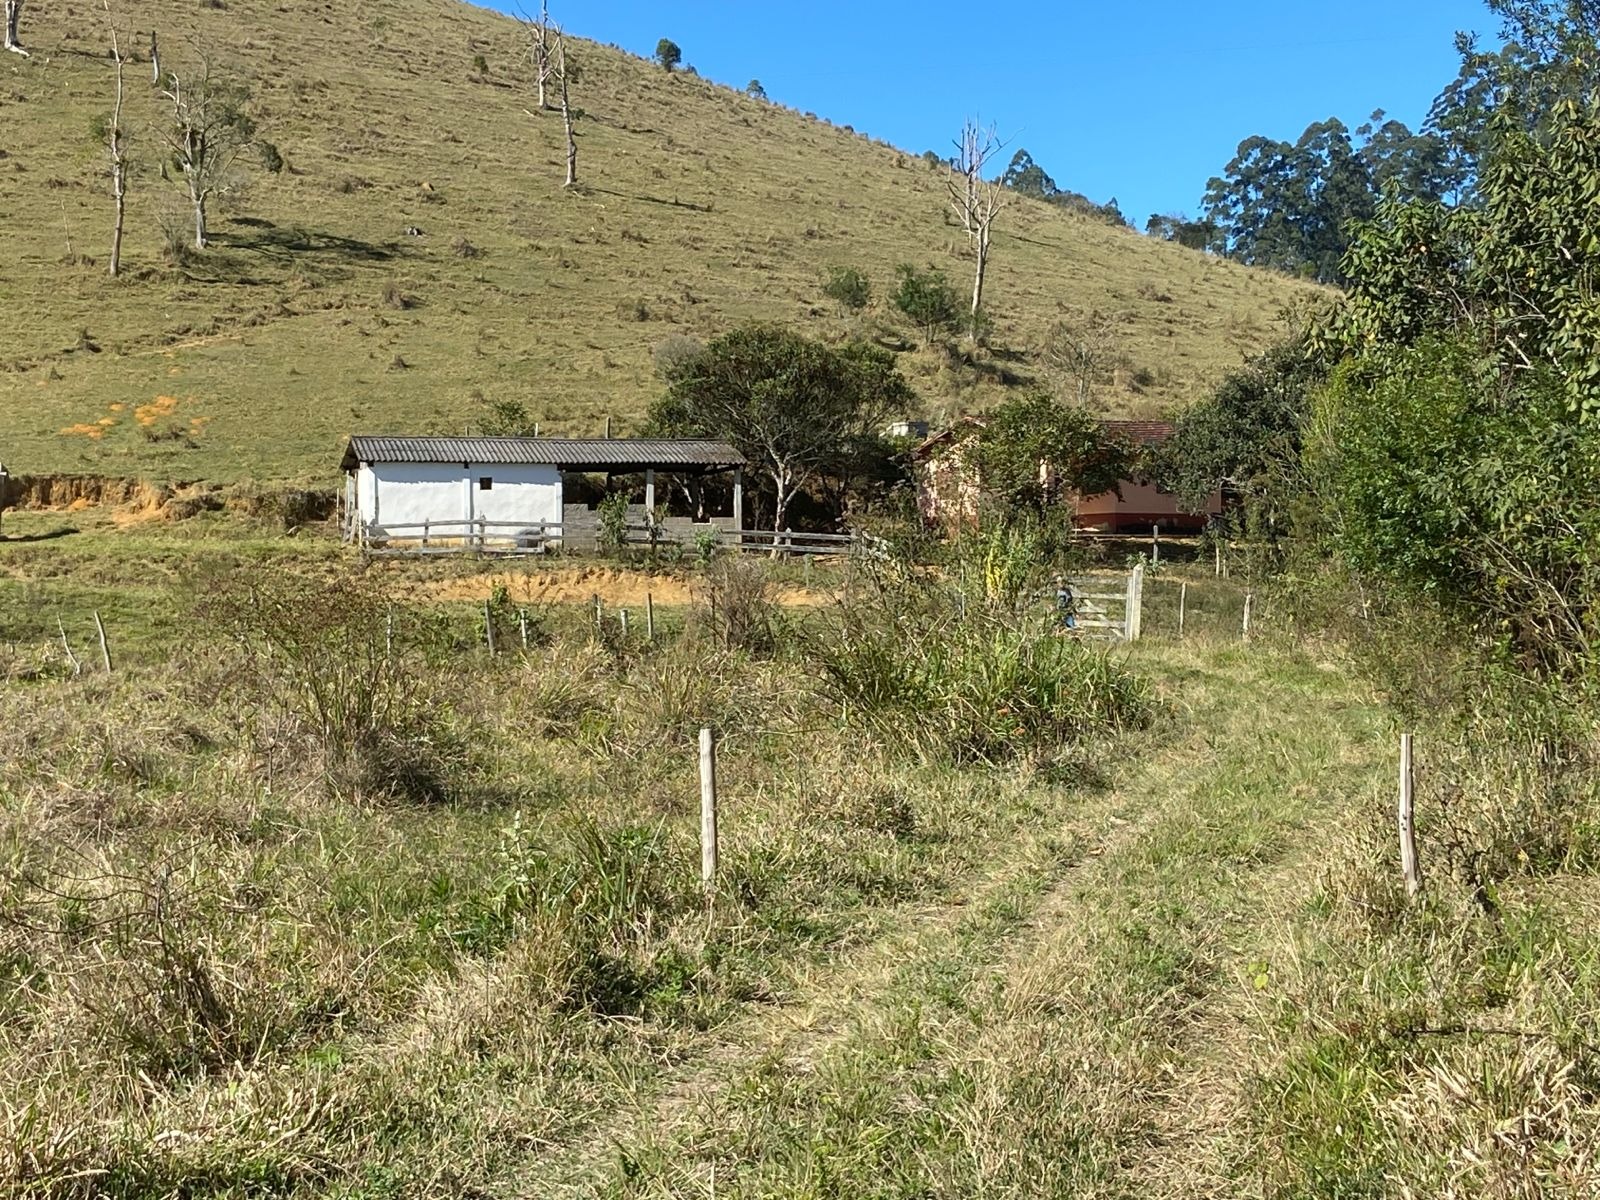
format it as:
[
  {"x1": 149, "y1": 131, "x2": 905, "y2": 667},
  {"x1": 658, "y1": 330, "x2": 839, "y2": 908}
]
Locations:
[
  {"x1": 970, "y1": 395, "x2": 1132, "y2": 516},
  {"x1": 478, "y1": 398, "x2": 540, "y2": 437},
  {"x1": 654, "y1": 38, "x2": 682, "y2": 72},
  {"x1": 891, "y1": 264, "x2": 960, "y2": 345},
  {"x1": 160, "y1": 62, "x2": 260, "y2": 250},
  {"x1": 1333, "y1": 99, "x2": 1600, "y2": 416},
  {"x1": 822, "y1": 265, "x2": 871, "y2": 314},
  {"x1": 1155, "y1": 336, "x2": 1324, "y2": 532},
  {"x1": 647, "y1": 324, "x2": 914, "y2": 531},
  {"x1": 1201, "y1": 119, "x2": 1377, "y2": 283},
  {"x1": 1001, "y1": 148, "x2": 1059, "y2": 198},
  {"x1": 1145, "y1": 212, "x2": 1216, "y2": 249},
  {"x1": 746, "y1": 79, "x2": 767, "y2": 99}
]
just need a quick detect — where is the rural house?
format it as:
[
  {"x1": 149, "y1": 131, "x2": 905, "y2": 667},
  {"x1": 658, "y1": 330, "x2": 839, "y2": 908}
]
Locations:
[
  {"x1": 912, "y1": 418, "x2": 1222, "y2": 533},
  {"x1": 339, "y1": 436, "x2": 746, "y2": 550}
]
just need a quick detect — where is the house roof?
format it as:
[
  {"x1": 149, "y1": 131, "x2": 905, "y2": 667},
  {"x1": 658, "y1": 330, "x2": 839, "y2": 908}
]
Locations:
[
  {"x1": 913, "y1": 416, "x2": 1175, "y2": 460},
  {"x1": 1101, "y1": 420, "x2": 1175, "y2": 446},
  {"x1": 340, "y1": 436, "x2": 746, "y2": 474}
]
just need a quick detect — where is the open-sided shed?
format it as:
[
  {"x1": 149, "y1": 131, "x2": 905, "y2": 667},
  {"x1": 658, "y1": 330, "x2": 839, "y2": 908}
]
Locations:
[{"x1": 339, "y1": 436, "x2": 745, "y2": 550}]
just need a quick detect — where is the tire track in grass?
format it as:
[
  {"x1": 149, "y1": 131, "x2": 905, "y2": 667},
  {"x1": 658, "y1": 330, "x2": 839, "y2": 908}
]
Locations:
[{"x1": 553, "y1": 641, "x2": 1388, "y2": 1198}]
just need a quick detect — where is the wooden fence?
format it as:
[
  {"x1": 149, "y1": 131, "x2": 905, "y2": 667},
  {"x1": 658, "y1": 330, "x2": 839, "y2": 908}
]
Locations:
[{"x1": 350, "y1": 519, "x2": 858, "y2": 558}]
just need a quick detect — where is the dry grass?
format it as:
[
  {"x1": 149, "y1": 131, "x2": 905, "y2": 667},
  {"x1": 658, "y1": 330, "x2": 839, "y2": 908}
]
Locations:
[{"x1": 0, "y1": 0, "x2": 1320, "y2": 485}]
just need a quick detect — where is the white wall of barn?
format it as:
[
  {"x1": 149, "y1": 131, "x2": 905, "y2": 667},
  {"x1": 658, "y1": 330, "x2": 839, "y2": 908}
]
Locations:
[{"x1": 355, "y1": 462, "x2": 563, "y2": 533}]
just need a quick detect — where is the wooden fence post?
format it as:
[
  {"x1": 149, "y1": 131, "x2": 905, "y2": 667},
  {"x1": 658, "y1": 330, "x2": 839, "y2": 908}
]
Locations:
[
  {"x1": 646, "y1": 593, "x2": 656, "y2": 642},
  {"x1": 1214, "y1": 541, "x2": 1221, "y2": 578},
  {"x1": 92, "y1": 611, "x2": 113, "y2": 673},
  {"x1": 1243, "y1": 591, "x2": 1253, "y2": 639},
  {"x1": 484, "y1": 600, "x2": 496, "y2": 654},
  {"x1": 699, "y1": 727, "x2": 719, "y2": 892},
  {"x1": 1178, "y1": 582, "x2": 1187, "y2": 640},
  {"x1": 1152, "y1": 525, "x2": 1160, "y2": 566},
  {"x1": 386, "y1": 606, "x2": 395, "y2": 657},
  {"x1": 1399, "y1": 733, "x2": 1422, "y2": 899},
  {"x1": 593, "y1": 595, "x2": 603, "y2": 635},
  {"x1": 620, "y1": 608, "x2": 630, "y2": 638},
  {"x1": 519, "y1": 609, "x2": 530, "y2": 650}
]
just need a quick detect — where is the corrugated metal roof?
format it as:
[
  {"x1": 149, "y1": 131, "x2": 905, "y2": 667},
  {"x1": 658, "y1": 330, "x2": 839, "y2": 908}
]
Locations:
[{"x1": 340, "y1": 436, "x2": 746, "y2": 472}]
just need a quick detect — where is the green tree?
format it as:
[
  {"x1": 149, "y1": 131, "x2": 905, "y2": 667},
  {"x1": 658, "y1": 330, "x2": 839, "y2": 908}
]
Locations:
[
  {"x1": 971, "y1": 395, "x2": 1131, "y2": 517},
  {"x1": 822, "y1": 265, "x2": 871, "y2": 314},
  {"x1": 891, "y1": 264, "x2": 960, "y2": 345},
  {"x1": 478, "y1": 398, "x2": 540, "y2": 437},
  {"x1": 655, "y1": 38, "x2": 682, "y2": 72},
  {"x1": 159, "y1": 62, "x2": 260, "y2": 250},
  {"x1": 746, "y1": 78, "x2": 766, "y2": 99},
  {"x1": 1145, "y1": 212, "x2": 1217, "y2": 249},
  {"x1": 1155, "y1": 337, "x2": 1324, "y2": 532},
  {"x1": 648, "y1": 324, "x2": 914, "y2": 531}
]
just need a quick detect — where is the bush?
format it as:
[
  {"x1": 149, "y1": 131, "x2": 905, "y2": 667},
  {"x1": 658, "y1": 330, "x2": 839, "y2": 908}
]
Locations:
[
  {"x1": 823, "y1": 265, "x2": 872, "y2": 313},
  {"x1": 597, "y1": 493, "x2": 631, "y2": 555},
  {"x1": 203, "y1": 575, "x2": 456, "y2": 802},
  {"x1": 891, "y1": 264, "x2": 960, "y2": 345},
  {"x1": 700, "y1": 556, "x2": 778, "y2": 654},
  {"x1": 652, "y1": 333, "x2": 704, "y2": 382}
]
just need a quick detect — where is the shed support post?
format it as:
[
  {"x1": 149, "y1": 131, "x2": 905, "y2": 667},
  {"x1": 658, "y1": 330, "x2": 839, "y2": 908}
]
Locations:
[
  {"x1": 732, "y1": 468, "x2": 744, "y2": 544},
  {"x1": 644, "y1": 469, "x2": 655, "y2": 517}
]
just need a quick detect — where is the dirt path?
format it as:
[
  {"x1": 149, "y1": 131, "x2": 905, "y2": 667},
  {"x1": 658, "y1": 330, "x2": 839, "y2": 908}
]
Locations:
[{"x1": 490, "y1": 640, "x2": 1388, "y2": 1198}]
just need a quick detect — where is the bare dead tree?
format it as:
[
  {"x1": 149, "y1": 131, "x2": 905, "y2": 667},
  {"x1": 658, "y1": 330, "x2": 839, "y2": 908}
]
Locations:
[
  {"x1": 555, "y1": 28, "x2": 577, "y2": 188},
  {"x1": 104, "y1": 1, "x2": 130, "y2": 277},
  {"x1": 160, "y1": 59, "x2": 258, "y2": 250},
  {"x1": 524, "y1": 0, "x2": 552, "y2": 111},
  {"x1": 947, "y1": 118, "x2": 1007, "y2": 329},
  {"x1": 1043, "y1": 311, "x2": 1123, "y2": 403},
  {"x1": 4, "y1": 0, "x2": 28, "y2": 56}
]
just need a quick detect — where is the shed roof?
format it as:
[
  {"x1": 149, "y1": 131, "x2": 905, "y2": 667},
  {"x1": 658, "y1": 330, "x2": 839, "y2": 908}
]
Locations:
[
  {"x1": 1101, "y1": 420, "x2": 1175, "y2": 446},
  {"x1": 340, "y1": 436, "x2": 745, "y2": 474}
]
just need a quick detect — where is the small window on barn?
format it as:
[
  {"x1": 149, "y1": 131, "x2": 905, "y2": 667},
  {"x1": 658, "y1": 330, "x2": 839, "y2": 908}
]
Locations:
[{"x1": 479, "y1": 476, "x2": 493, "y2": 491}]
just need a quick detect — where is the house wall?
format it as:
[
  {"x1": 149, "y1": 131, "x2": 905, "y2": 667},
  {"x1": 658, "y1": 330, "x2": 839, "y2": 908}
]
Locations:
[
  {"x1": 1074, "y1": 480, "x2": 1222, "y2": 533},
  {"x1": 356, "y1": 462, "x2": 563, "y2": 536}
]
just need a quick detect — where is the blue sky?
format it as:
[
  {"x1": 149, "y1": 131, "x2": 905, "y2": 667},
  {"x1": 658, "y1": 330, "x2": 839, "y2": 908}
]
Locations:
[{"x1": 486, "y1": 0, "x2": 1495, "y2": 225}]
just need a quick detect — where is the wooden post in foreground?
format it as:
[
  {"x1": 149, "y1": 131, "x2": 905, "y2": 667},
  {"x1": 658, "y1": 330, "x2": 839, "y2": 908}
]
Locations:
[
  {"x1": 1178, "y1": 583, "x2": 1187, "y2": 639},
  {"x1": 1152, "y1": 525, "x2": 1160, "y2": 565},
  {"x1": 519, "y1": 609, "x2": 530, "y2": 650},
  {"x1": 386, "y1": 606, "x2": 395, "y2": 657},
  {"x1": 93, "y1": 611, "x2": 113, "y2": 673},
  {"x1": 1214, "y1": 541, "x2": 1221, "y2": 577},
  {"x1": 699, "y1": 727, "x2": 719, "y2": 891},
  {"x1": 1399, "y1": 733, "x2": 1421, "y2": 899},
  {"x1": 1242, "y1": 591, "x2": 1253, "y2": 639},
  {"x1": 646, "y1": 593, "x2": 656, "y2": 641},
  {"x1": 483, "y1": 600, "x2": 496, "y2": 654},
  {"x1": 620, "y1": 608, "x2": 630, "y2": 638},
  {"x1": 592, "y1": 594, "x2": 603, "y2": 635}
]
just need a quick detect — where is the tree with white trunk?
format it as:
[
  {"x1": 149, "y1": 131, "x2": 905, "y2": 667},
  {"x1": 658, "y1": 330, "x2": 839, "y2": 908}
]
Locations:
[
  {"x1": 160, "y1": 60, "x2": 257, "y2": 250},
  {"x1": 947, "y1": 118, "x2": 1007, "y2": 333},
  {"x1": 100, "y1": 1, "x2": 129, "y2": 277},
  {"x1": 4, "y1": 0, "x2": 28, "y2": 55}
]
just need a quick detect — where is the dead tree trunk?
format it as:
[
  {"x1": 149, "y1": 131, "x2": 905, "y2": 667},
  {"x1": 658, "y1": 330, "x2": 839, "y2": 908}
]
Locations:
[
  {"x1": 150, "y1": 30, "x2": 160, "y2": 84},
  {"x1": 556, "y1": 31, "x2": 576, "y2": 188},
  {"x1": 948, "y1": 119, "x2": 1006, "y2": 334},
  {"x1": 535, "y1": 1, "x2": 550, "y2": 110},
  {"x1": 106, "y1": 3, "x2": 129, "y2": 277},
  {"x1": 4, "y1": 0, "x2": 28, "y2": 56}
]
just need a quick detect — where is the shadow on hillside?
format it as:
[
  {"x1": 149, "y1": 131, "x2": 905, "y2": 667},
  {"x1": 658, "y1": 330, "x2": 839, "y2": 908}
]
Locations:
[
  {"x1": 0, "y1": 527, "x2": 78, "y2": 544},
  {"x1": 589, "y1": 186, "x2": 714, "y2": 214},
  {"x1": 211, "y1": 222, "x2": 403, "y2": 265}
]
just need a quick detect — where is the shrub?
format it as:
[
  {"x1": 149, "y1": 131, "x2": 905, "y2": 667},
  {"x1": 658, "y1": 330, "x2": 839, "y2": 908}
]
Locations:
[
  {"x1": 655, "y1": 38, "x2": 682, "y2": 72},
  {"x1": 597, "y1": 493, "x2": 631, "y2": 555},
  {"x1": 701, "y1": 556, "x2": 778, "y2": 654},
  {"x1": 652, "y1": 333, "x2": 704, "y2": 382},
  {"x1": 203, "y1": 575, "x2": 455, "y2": 801},
  {"x1": 823, "y1": 265, "x2": 871, "y2": 313},
  {"x1": 891, "y1": 264, "x2": 960, "y2": 345}
]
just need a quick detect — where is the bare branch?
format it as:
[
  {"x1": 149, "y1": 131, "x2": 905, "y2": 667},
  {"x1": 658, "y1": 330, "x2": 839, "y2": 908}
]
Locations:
[{"x1": 946, "y1": 118, "x2": 1009, "y2": 327}]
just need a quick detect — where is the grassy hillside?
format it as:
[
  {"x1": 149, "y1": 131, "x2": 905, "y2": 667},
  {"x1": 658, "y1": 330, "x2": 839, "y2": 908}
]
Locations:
[{"x1": 0, "y1": 0, "x2": 1319, "y2": 486}]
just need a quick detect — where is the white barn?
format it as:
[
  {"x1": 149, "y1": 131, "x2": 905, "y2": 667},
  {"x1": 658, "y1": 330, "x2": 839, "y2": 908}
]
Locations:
[{"x1": 339, "y1": 436, "x2": 745, "y2": 549}]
